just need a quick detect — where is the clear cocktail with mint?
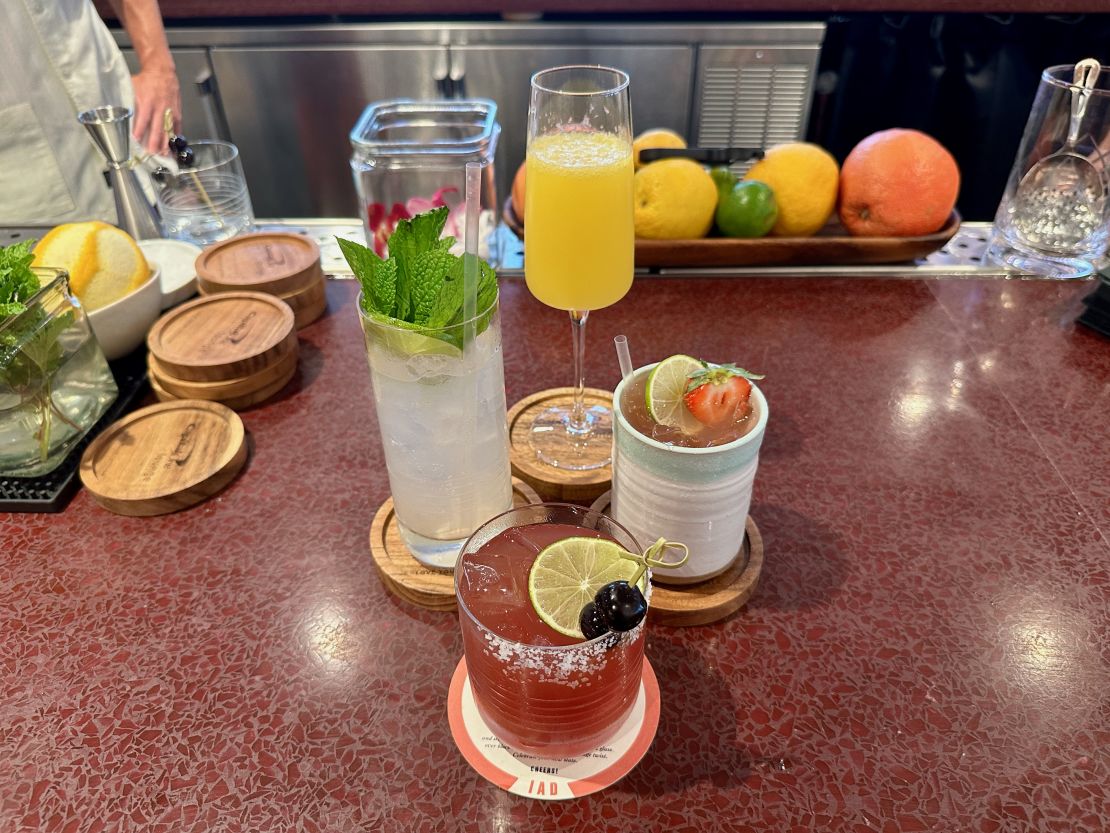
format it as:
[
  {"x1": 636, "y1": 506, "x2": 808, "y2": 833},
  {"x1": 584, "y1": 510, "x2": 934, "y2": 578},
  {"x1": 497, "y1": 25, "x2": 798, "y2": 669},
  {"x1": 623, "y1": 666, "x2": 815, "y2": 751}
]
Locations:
[
  {"x1": 455, "y1": 502, "x2": 686, "y2": 757},
  {"x1": 342, "y1": 207, "x2": 512, "y2": 567}
]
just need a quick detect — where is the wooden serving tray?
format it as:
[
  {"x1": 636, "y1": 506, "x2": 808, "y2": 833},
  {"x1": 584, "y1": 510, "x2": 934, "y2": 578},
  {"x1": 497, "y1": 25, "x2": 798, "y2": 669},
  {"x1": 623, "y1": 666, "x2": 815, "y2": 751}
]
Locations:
[
  {"x1": 634, "y1": 211, "x2": 961, "y2": 268},
  {"x1": 503, "y1": 198, "x2": 960, "y2": 269}
]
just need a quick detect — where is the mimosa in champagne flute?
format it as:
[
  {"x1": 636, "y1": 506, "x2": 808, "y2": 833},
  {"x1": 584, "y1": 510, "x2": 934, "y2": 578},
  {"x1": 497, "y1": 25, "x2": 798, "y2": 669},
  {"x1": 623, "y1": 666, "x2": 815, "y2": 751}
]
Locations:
[{"x1": 525, "y1": 66, "x2": 634, "y2": 470}]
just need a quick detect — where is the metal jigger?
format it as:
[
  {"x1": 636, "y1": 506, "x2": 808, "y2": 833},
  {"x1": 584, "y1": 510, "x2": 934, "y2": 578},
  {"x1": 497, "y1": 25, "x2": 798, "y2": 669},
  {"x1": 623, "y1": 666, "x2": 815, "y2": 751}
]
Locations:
[{"x1": 78, "y1": 106, "x2": 162, "y2": 239}]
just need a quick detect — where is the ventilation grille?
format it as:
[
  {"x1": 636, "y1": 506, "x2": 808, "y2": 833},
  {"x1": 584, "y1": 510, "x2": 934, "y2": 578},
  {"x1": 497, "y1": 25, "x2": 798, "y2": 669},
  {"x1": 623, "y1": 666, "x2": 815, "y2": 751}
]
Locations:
[{"x1": 697, "y1": 64, "x2": 811, "y2": 176}]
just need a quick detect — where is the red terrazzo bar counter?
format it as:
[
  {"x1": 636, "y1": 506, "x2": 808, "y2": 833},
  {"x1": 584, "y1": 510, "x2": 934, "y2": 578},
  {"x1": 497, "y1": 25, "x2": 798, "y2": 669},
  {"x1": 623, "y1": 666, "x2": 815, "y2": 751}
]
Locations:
[{"x1": 2, "y1": 275, "x2": 1108, "y2": 832}]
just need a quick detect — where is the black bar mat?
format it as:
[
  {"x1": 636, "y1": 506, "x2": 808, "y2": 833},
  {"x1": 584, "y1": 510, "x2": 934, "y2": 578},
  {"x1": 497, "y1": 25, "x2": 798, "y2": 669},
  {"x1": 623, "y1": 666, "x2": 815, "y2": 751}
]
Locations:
[{"x1": 0, "y1": 349, "x2": 149, "y2": 513}]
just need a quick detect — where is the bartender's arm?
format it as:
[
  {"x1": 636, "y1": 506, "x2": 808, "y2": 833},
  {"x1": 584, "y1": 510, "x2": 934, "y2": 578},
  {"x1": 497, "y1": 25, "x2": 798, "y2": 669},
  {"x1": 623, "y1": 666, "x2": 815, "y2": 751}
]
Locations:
[{"x1": 107, "y1": 0, "x2": 181, "y2": 154}]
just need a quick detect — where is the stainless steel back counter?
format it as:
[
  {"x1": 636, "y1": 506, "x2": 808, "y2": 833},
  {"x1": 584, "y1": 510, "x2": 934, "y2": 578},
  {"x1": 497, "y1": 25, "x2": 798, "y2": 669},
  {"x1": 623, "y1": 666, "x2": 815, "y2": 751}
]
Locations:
[{"x1": 113, "y1": 21, "x2": 825, "y2": 220}]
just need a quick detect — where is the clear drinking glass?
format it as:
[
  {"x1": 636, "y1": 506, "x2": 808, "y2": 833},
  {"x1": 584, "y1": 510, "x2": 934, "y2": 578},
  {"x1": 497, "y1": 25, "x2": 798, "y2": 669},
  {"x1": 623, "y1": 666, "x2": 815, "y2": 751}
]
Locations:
[
  {"x1": 350, "y1": 99, "x2": 501, "y2": 265},
  {"x1": 358, "y1": 294, "x2": 513, "y2": 568},
  {"x1": 524, "y1": 66, "x2": 635, "y2": 470},
  {"x1": 0, "y1": 269, "x2": 117, "y2": 476},
  {"x1": 156, "y1": 140, "x2": 255, "y2": 246},
  {"x1": 988, "y1": 62, "x2": 1110, "y2": 278},
  {"x1": 455, "y1": 502, "x2": 646, "y2": 757}
]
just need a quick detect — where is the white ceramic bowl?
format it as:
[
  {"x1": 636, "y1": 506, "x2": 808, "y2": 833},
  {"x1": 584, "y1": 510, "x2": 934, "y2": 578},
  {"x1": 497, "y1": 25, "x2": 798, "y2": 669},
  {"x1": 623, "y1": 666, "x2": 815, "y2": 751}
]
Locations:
[
  {"x1": 86, "y1": 267, "x2": 163, "y2": 360},
  {"x1": 138, "y1": 238, "x2": 201, "y2": 309}
]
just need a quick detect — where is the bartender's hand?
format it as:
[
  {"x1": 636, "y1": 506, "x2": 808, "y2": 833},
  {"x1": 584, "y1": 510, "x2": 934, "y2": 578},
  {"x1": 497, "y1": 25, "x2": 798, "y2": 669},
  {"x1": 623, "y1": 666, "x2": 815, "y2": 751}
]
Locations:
[
  {"x1": 131, "y1": 67, "x2": 181, "y2": 154},
  {"x1": 108, "y1": 0, "x2": 180, "y2": 153}
]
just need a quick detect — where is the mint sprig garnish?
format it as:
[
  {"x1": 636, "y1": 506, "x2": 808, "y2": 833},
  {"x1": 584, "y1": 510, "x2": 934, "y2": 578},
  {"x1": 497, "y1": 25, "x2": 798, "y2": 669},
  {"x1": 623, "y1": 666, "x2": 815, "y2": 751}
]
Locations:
[{"x1": 338, "y1": 206, "x2": 498, "y2": 351}]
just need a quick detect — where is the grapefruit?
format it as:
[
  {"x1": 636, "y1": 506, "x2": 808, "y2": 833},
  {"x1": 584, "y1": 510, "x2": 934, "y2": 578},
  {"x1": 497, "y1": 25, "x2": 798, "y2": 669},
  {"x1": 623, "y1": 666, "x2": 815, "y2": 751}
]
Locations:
[
  {"x1": 838, "y1": 129, "x2": 960, "y2": 237},
  {"x1": 743, "y1": 143, "x2": 839, "y2": 237},
  {"x1": 32, "y1": 221, "x2": 149, "y2": 311},
  {"x1": 511, "y1": 161, "x2": 526, "y2": 221},
  {"x1": 632, "y1": 128, "x2": 686, "y2": 170},
  {"x1": 634, "y1": 159, "x2": 717, "y2": 239}
]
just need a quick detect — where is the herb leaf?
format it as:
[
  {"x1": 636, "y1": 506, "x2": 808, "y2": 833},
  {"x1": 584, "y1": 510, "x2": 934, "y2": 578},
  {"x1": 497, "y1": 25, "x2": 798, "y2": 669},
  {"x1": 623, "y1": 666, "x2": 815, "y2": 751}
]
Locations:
[
  {"x1": 388, "y1": 207, "x2": 450, "y2": 321},
  {"x1": 0, "y1": 240, "x2": 38, "y2": 317},
  {"x1": 339, "y1": 206, "x2": 499, "y2": 351},
  {"x1": 338, "y1": 237, "x2": 398, "y2": 318},
  {"x1": 411, "y1": 246, "x2": 457, "y2": 325}
]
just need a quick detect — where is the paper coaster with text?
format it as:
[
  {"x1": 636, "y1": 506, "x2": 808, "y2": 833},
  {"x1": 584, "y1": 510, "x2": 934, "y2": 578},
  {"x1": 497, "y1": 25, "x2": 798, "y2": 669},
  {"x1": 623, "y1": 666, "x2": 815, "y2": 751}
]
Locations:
[{"x1": 447, "y1": 657, "x2": 660, "y2": 800}]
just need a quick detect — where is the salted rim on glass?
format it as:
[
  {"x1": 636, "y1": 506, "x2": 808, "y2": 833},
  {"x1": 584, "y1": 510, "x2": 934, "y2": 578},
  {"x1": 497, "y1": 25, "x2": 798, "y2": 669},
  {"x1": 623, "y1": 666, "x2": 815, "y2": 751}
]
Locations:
[
  {"x1": 454, "y1": 501, "x2": 649, "y2": 652},
  {"x1": 356, "y1": 290, "x2": 499, "y2": 334},
  {"x1": 530, "y1": 65, "x2": 630, "y2": 97},
  {"x1": 613, "y1": 362, "x2": 770, "y2": 456},
  {"x1": 1041, "y1": 63, "x2": 1110, "y2": 94}
]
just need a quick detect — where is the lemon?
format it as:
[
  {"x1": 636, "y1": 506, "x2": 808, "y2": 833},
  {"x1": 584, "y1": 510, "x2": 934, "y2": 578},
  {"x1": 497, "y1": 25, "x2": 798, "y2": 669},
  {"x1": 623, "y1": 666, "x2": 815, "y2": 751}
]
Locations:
[
  {"x1": 528, "y1": 537, "x2": 648, "y2": 639},
  {"x1": 645, "y1": 354, "x2": 704, "y2": 434},
  {"x1": 744, "y1": 143, "x2": 839, "y2": 237},
  {"x1": 33, "y1": 221, "x2": 149, "y2": 311},
  {"x1": 632, "y1": 127, "x2": 686, "y2": 170},
  {"x1": 634, "y1": 159, "x2": 717, "y2": 240}
]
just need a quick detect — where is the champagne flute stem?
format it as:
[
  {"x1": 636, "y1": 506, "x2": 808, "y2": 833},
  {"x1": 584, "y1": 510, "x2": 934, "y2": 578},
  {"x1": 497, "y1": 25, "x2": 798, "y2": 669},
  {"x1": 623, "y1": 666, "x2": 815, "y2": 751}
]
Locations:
[{"x1": 568, "y1": 309, "x2": 590, "y2": 433}]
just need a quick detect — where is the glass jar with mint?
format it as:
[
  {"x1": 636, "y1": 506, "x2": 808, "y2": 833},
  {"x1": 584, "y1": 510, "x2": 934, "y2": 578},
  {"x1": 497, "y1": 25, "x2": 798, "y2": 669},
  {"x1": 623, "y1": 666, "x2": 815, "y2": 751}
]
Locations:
[{"x1": 1, "y1": 244, "x2": 118, "y2": 477}]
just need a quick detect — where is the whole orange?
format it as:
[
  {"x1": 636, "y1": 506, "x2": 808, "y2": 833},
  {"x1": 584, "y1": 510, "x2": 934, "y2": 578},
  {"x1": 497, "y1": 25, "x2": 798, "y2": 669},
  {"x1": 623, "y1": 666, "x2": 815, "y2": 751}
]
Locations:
[
  {"x1": 838, "y1": 129, "x2": 960, "y2": 237},
  {"x1": 511, "y1": 161, "x2": 526, "y2": 221}
]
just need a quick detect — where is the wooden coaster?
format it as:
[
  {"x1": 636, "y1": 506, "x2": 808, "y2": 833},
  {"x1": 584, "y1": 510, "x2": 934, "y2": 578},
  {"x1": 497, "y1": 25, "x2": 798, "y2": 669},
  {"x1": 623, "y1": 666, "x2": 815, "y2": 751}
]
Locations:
[
  {"x1": 201, "y1": 274, "x2": 327, "y2": 330},
  {"x1": 150, "y1": 359, "x2": 297, "y2": 411},
  {"x1": 369, "y1": 478, "x2": 542, "y2": 611},
  {"x1": 278, "y1": 275, "x2": 327, "y2": 329},
  {"x1": 147, "y1": 291, "x2": 296, "y2": 382},
  {"x1": 507, "y1": 387, "x2": 613, "y2": 503},
  {"x1": 589, "y1": 491, "x2": 764, "y2": 627},
  {"x1": 196, "y1": 231, "x2": 321, "y2": 296},
  {"x1": 79, "y1": 400, "x2": 247, "y2": 516},
  {"x1": 148, "y1": 343, "x2": 299, "y2": 400}
]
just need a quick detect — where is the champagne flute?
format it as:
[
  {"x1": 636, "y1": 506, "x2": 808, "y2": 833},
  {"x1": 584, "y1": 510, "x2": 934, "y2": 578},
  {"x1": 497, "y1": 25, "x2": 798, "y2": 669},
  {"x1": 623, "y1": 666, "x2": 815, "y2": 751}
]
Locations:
[{"x1": 525, "y1": 65, "x2": 634, "y2": 470}]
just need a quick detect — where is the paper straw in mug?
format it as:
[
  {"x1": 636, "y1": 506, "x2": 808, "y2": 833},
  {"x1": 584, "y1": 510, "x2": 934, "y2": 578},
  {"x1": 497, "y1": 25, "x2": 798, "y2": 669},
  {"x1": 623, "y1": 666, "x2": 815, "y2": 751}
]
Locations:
[
  {"x1": 614, "y1": 334, "x2": 633, "y2": 380},
  {"x1": 462, "y1": 161, "x2": 481, "y2": 353}
]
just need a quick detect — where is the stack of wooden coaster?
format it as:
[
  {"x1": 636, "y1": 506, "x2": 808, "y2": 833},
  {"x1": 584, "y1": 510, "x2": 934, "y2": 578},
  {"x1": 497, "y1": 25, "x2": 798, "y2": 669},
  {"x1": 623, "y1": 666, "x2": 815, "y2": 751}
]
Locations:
[
  {"x1": 195, "y1": 231, "x2": 327, "y2": 329},
  {"x1": 146, "y1": 291, "x2": 298, "y2": 410}
]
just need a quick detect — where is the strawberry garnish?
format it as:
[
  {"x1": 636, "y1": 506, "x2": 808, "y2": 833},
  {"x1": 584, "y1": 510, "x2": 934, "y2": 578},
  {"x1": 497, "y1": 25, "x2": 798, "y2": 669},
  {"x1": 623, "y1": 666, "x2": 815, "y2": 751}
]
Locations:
[{"x1": 682, "y1": 363, "x2": 764, "y2": 427}]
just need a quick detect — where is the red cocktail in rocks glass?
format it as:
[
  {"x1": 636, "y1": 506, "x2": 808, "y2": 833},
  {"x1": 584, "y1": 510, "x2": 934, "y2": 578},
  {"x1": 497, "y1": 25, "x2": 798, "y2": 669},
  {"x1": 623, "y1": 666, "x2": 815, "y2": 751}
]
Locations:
[{"x1": 455, "y1": 503, "x2": 646, "y2": 757}]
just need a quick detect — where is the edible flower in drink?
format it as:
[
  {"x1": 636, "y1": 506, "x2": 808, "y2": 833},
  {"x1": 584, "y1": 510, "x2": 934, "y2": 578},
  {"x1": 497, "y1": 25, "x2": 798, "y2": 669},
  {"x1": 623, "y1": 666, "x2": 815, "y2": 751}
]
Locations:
[{"x1": 365, "y1": 186, "x2": 465, "y2": 257}]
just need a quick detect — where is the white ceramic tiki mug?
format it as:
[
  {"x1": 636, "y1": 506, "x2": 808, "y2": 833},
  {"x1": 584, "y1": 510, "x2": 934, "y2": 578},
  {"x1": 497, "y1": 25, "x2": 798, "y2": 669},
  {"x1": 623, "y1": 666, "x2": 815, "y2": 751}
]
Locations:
[{"x1": 611, "y1": 363, "x2": 768, "y2": 584}]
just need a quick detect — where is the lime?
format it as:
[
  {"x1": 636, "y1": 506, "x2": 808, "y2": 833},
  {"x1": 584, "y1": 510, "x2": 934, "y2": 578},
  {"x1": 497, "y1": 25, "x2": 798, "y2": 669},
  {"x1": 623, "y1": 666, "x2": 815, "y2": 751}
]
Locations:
[
  {"x1": 709, "y1": 165, "x2": 736, "y2": 192},
  {"x1": 716, "y1": 179, "x2": 778, "y2": 238},
  {"x1": 528, "y1": 537, "x2": 648, "y2": 638},
  {"x1": 645, "y1": 354, "x2": 704, "y2": 434}
]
